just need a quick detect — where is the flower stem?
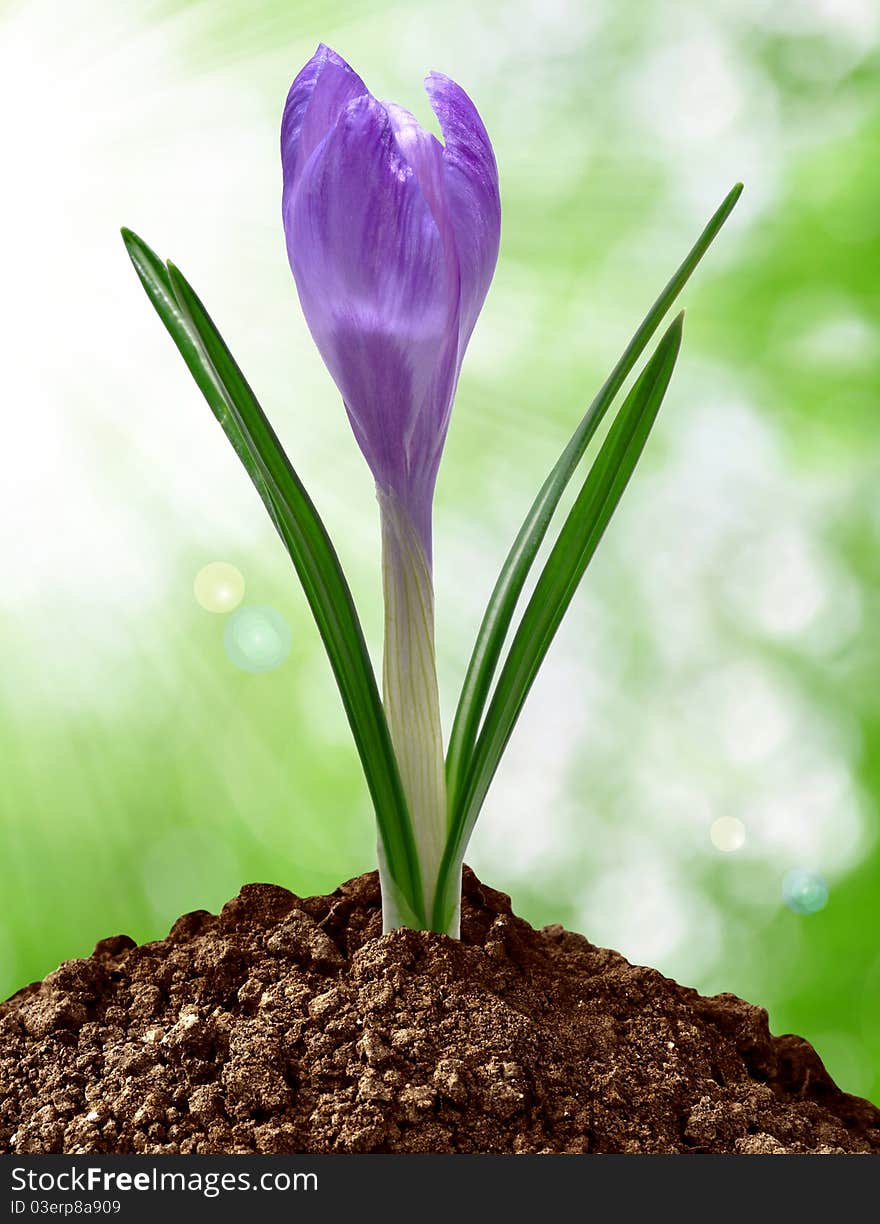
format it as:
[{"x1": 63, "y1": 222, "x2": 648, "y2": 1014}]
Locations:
[{"x1": 378, "y1": 490, "x2": 455, "y2": 935}]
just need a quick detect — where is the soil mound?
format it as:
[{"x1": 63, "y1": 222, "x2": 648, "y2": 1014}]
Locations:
[{"x1": 2, "y1": 869, "x2": 877, "y2": 1154}]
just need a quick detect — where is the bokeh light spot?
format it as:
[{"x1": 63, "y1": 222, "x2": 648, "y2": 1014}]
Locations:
[
  {"x1": 224, "y1": 605, "x2": 291, "y2": 673},
  {"x1": 710, "y1": 816, "x2": 746, "y2": 853},
  {"x1": 194, "y1": 561, "x2": 245, "y2": 614},
  {"x1": 782, "y1": 869, "x2": 829, "y2": 915}
]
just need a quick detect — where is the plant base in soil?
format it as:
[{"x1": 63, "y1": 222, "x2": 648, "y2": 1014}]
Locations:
[{"x1": 2, "y1": 868, "x2": 878, "y2": 1154}]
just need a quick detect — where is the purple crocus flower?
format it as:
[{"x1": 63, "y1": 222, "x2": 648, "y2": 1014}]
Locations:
[
  {"x1": 280, "y1": 45, "x2": 500, "y2": 933},
  {"x1": 281, "y1": 43, "x2": 500, "y2": 564}
]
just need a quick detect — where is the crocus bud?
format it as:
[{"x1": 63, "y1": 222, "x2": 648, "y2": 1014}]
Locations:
[
  {"x1": 281, "y1": 44, "x2": 500, "y2": 933},
  {"x1": 282, "y1": 44, "x2": 500, "y2": 557}
]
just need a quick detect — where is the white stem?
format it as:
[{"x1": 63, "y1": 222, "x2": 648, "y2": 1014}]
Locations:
[{"x1": 378, "y1": 489, "x2": 453, "y2": 934}]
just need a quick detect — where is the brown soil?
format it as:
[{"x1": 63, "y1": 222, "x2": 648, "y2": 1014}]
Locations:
[{"x1": 1, "y1": 868, "x2": 878, "y2": 1155}]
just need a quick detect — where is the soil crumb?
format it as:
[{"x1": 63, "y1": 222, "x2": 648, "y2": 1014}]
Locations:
[{"x1": 2, "y1": 869, "x2": 878, "y2": 1154}]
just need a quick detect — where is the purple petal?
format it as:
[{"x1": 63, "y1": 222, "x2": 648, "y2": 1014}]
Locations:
[
  {"x1": 383, "y1": 103, "x2": 462, "y2": 502},
  {"x1": 289, "y1": 94, "x2": 457, "y2": 556},
  {"x1": 281, "y1": 44, "x2": 367, "y2": 216},
  {"x1": 384, "y1": 104, "x2": 449, "y2": 248},
  {"x1": 425, "y1": 72, "x2": 501, "y2": 348}
]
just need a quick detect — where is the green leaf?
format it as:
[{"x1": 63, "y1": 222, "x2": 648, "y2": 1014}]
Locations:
[
  {"x1": 445, "y1": 184, "x2": 743, "y2": 812},
  {"x1": 433, "y1": 313, "x2": 685, "y2": 931},
  {"x1": 121, "y1": 228, "x2": 426, "y2": 925}
]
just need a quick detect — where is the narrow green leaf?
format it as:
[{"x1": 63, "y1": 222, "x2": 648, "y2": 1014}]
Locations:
[
  {"x1": 434, "y1": 314, "x2": 685, "y2": 931},
  {"x1": 445, "y1": 184, "x2": 742, "y2": 811},
  {"x1": 120, "y1": 230, "x2": 280, "y2": 526},
  {"x1": 121, "y1": 228, "x2": 426, "y2": 924}
]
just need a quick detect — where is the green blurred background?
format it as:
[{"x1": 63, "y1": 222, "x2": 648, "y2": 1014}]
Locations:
[{"x1": 2, "y1": 0, "x2": 878, "y2": 1104}]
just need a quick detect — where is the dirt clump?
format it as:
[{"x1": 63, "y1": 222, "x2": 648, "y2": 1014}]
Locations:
[{"x1": 1, "y1": 868, "x2": 878, "y2": 1154}]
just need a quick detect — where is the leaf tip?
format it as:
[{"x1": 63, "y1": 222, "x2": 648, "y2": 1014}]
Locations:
[
  {"x1": 165, "y1": 260, "x2": 187, "y2": 291},
  {"x1": 658, "y1": 310, "x2": 685, "y2": 363},
  {"x1": 726, "y1": 182, "x2": 744, "y2": 211},
  {"x1": 165, "y1": 261, "x2": 189, "y2": 306},
  {"x1": 120, "y1": 225, "x2": 140, "y2": 255}
]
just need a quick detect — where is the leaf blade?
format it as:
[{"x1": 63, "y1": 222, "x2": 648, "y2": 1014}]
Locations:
[
  {"x1": 434, "y1": 314, "x2": 685, "y2": 930},
  {"x1": 121, "y1": 228, "x2": 426, "y2": 924},
  {"x1": 445, "y1": 184, "x2": 742, "y2": 810}
]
